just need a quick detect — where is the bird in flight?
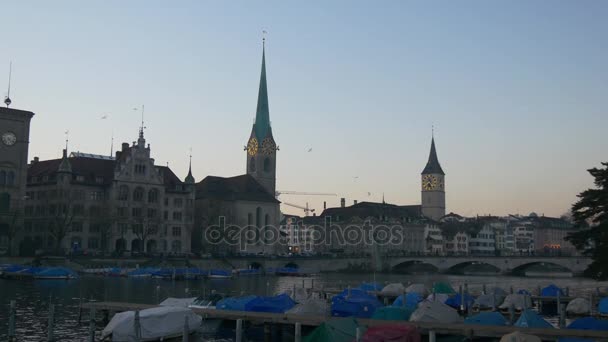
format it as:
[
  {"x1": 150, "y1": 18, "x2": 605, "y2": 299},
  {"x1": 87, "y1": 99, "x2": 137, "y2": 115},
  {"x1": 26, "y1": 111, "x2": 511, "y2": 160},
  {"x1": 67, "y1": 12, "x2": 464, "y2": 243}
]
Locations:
[
  {"x1": 100, "y1": 114, "x2": 109, "y2": 120},
  {"x1": 307, "y1": 148, "x2": 313, "y2": 152}
]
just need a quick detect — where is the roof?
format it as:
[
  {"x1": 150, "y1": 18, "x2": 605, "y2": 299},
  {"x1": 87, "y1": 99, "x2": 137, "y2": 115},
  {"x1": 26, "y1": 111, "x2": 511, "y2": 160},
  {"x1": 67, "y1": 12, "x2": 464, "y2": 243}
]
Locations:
[
  {"x1": 320, "y1": 201, "x2": 422, "y2": 222},
  {"x1": 422, "y1": 138, "x2": 445, "y2": 175},
  {"x1": 28, "y1": 155, "x2": 115, "y2": 186},
  {"x1": 156, "y1": 166, "x2": 186, "y2": 192},
  {"x1": 195, "y1": 174, "x2": 279, "y2": 203},
  {"x1": 0, "y1": 106, "x2": 35, "y2": 118},
  {"x1": 252, "y1": 44, "x2": 272, "y2": 141}
]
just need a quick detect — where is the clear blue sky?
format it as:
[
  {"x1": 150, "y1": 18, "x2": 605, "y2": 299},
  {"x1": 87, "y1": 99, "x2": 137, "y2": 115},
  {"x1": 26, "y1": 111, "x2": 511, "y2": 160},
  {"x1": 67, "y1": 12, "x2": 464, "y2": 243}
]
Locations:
[{"x1": 2, "y1": 1, "x2": 607, "y2": 217}]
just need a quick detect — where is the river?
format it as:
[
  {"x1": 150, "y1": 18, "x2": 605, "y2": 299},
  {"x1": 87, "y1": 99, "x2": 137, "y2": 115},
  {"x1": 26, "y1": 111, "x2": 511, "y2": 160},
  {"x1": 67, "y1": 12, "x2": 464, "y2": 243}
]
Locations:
[{"x1": 1, "y1": 273, "x2": 607, "y2": 341}]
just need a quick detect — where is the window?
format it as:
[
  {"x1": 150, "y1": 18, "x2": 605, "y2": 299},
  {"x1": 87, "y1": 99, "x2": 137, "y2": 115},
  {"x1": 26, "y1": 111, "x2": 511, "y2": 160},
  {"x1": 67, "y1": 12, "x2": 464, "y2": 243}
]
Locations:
[
  {"x1": 73, "y1": 190, "x2": 85, "y2": 200},
  {"x1": 173, "y1": 198, "x2": 183, "y2": 208},
  {"x1": 148, "y1": 189, "x2": 159, "y2": 203},
  {"x1": 172, "y1": 211, "x2": 182, "y2": 221},
  {"x1": 172, "y1": 226, "x2": 181, "y2": 237},
  {"x1": 24, "y1": 206, "x2": 33, "y2": 215},
  {"x1": 164, "y1": 198, "x2": 169, "y2": 206},
  {"x1": 147, "y1": 208, "x2": 157, "y2": 219},
  {"x1": 89, "y1": 224, "x2": 101, "y2": 233},
  {"x1": 163, "y1": 211, "x2": 168, "y2": 220},
  {"x1": 24, "y1": 221, "x2": 32, "y2": 232},
  {"x1": 117, "y1": 207, "x2": 127, "y2": 218},
  {"x1": 88, "y1": 237, "x2": 99, "y2": 249},
  {"x1": 263, "y1": 158, "x2": 271, "y2": 172},
  {"x1": 72, "y1": 222, "x2": 83, "y2": 232},
  {"x1": 118, "y1": 185, "x2": 129, "y2": 200},
  {"x1": 0, "y1": 193, "x2": 10, "y2": 212},
  {"x1": 133, "y1": 187, "x2": 144, "y2": 202},
  {"x1": 171, "y1": 240, "x2": 181, "y2": 253},
  {"x1": 132, "y1": 207, "x2": 142, "y2": 217},
  {"x1": 135, "y1": 164, "x2": 146, "y2": 175},
  {"x1": 89, "y1": 206, "x2": 101, "y2": 217},
  {"x1": 90, "y1": 191, "x2": 103, "y2": 200},
  {"x1": 7, "y1": 171, "x2": 15, "y2": 186},
  {"x1": 76, "y1": 175, "x2": 85, "y2": 182}
]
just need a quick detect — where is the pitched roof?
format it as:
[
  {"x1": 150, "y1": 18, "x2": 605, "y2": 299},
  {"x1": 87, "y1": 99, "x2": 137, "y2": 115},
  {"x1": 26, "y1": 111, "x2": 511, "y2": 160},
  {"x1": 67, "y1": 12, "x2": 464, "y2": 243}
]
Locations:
[
  {"x1": 320, "y1": 201, "x2": 422, "y2": 222},
  {"x1": 195, "y1": 174, "x2": 279, "y2": 203},
  {"x1": 252, "y1": 43, "x2": 272, "y2": 141},
  {"x1": 422, "y1": 138, "x2": 445, "y2": 175},
  {"x1": 156, "y1": 166, "x2": 186, "y2": 191}
]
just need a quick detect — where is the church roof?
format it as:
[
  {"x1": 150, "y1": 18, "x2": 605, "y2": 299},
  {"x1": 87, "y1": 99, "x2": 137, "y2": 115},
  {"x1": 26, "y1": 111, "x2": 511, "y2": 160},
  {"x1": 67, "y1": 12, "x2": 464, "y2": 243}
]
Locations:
[
  {"x1": 422, "y1": 138, "x2": 445, "y2": 175},
  {"x1": 252, "y1": 43, "x2": 272, "y2": 141},
  {"x1": 320, "y1": 201, "x2": 422, "y2": 222},
  {"x1": 195, "y1": 174, "x2": 279, "y2": 203}
]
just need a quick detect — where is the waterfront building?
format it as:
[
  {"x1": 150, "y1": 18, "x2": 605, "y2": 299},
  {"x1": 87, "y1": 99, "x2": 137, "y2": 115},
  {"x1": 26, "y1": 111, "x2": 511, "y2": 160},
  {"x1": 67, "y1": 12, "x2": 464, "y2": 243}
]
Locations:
[
  {"x1": 507, "y1": 213, "x2": 577, "y2": 256},
  {"x1": 468, "y1": 220, "x2": 496, "y2": 256},
  {"x1": 424, "y1": 223, "x2": 444, "y2": 255},
  {"x1": 21, "y1": 128, "x2": 194, "y2": 256},
  {"x1": 0, "y1": 106, "x2": 34, "y2": 255}
]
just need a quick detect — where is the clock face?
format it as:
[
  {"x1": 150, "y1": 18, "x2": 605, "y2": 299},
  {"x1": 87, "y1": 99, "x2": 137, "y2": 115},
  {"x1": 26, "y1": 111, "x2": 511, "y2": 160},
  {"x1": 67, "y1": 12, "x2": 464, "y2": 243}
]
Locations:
[
  {"x1": 2, "y1": 132, "x2": 16, "y2": 146},
  {"x1": 247, "y1": 137, "x2": 259, "y2": 156},
  {"x1": 261, "y1": 138, "x2": 276, "y2": 155},
  {"x1": 422, "y1": 174, "x2": 438, "y2": 191}
]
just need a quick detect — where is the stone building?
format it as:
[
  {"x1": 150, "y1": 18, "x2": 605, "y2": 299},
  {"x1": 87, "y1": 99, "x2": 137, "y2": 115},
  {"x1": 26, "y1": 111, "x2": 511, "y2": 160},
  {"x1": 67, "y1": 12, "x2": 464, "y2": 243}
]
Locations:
[
  {"x1": 0, "y1": 106, "x2": 34, "y2": 255},
  {"x1": 21, "y1": 129, "x2": 194, "y2": 256},
  {"x1": 421, "y1": 137, "x2": 446, "y2": 221}
]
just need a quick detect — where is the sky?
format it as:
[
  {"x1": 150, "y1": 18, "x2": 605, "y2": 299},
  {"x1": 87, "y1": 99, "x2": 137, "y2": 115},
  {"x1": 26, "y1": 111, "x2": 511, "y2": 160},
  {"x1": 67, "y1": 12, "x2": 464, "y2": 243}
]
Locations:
[{"x1": 1, "y1": 1, "x2": 607, "y2": 218}]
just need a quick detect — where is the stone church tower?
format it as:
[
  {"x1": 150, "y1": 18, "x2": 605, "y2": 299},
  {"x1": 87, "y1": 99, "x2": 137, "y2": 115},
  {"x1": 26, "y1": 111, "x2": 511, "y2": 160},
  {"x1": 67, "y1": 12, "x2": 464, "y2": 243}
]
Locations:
[
  {"x1": 245, "y1": 40, "x2": 277, "y2": 196},
  {"x1": 421, "y1": 137, "x2": 445, "y2": 221}
]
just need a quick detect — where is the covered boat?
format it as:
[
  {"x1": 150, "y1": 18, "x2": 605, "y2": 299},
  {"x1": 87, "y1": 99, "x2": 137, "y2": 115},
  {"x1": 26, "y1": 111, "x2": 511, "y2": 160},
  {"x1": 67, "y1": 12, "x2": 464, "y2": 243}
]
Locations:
[
  {"x1": 566, "y1": 298, "x2": 591, "y2": 315},
  {"x1": 127, "y1": 268, "x2": 159, "y2": 278},
  {"x1": 392, "y1": 293, "x2": 422, "y2": 309},
  {"x1": 284, "y1": 287, "x2": 310, "y2": 302},
  {"x1": 541, "y1": 284, "x2": 565, "y2": 297},
  {"x1": 499, "y1": 294, "x2": 530, "y2": 311},
  {"x1": 445, "y1": 293, "x2": 475, "y2": 310},
  {"x1": 473, "y1": 294, "x2": 503, "y2": 310},
  {"x1": 380, "y1": 283, "x2": 406, "y2": 297},
  {"x1": 287, "y1": 299, "x2": 329, "y2": 316},
  {"x1": 331, "y1": 289, "x2": 383, "y2": 318},
  {"x1": 410, "y1": 301, "x2": 463, "y2": 324},
  {"x1": 465, "y1": 312, "x2": 507, "y2": 326},
  {"x1": 101, "y1": 306, "x2": 201, "y2": 341},
  {"x1": 500, "y1": 331, "x2": 541, "y2": 342},
  {"x1": 34, "y1": 267, "x2": 78, "y2": 280},
  {"x1": 598, "y1": 297, "x2": 608, "y2": 314},
  {"x1": 360, "y1": 324, "x2": 420, "y2": 342},
  {"x1": 358, "y1": 282, "x2": 383, "y2": 292},
  {"x1": 433, "y1": 281, "x2": 455, "y2": 294},
  {"x1": 303, "y1": 317, "x2": 364, "y2": 342},
  {"x1": 216, "y1": 295, "x2": 258, "y2": 311},
  {"x1": 208, "y1": 269, "x2": 232, "y2": 279},
  {"x1": 371, "y1": 306, "x2": 414, "y2": 321},
  {"x1": 426, "y1": 293, "x2": 449, "y2": 303},
  {"x1": 559, "y1": 317, "x2": 608, "y2": 342},
  {"x1": 513, "y1": 309, "x2": 553, "y2": 329},
  {"x1": 244, "y1": 293, "x2": 296, "y2": 313},
  {"x1": 189, "y1": 292, "x2": 225, "y2": 309},
  {"x1": 405, "y1": 283, "x2": 427, "y2": 296},
  {"x1": 159, "y1": 297, "x2": 197, "y2": 308},
  {"x1": 237, "y1": 268, "x2": 261, "y2": 276}
]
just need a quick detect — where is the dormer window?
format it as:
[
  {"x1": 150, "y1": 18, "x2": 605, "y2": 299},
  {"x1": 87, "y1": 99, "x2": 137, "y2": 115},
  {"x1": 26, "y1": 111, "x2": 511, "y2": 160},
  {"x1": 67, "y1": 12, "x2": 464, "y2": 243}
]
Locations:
[{"x1": 135, "y1": 164, "x2": 146, "y2": 175}]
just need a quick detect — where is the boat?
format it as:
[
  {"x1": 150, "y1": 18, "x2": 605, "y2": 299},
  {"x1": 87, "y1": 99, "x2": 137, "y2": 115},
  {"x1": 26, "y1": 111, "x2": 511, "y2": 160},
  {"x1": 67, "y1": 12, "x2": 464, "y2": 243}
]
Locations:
[
  {"x1": 207, "y1": 269, "x2": 232, "y2": 279},
  {"x1": 0, "y1": 265, "x2": 38, "y2": 279},
  {"x1": 465, "y1": 312, "x2": 508, "y2": 326},
  {"x1": 236, "y1": 268, "x2": 261, "y2": 276},
  {"x1": 380, "y1": 283, "x2": 406, "y2": 297},
  {"x1": 513, "y1": 309, "x2": 554, "y2": 329},
  {"x1": 244, "y1": 293, "x2": 296, "y2": 313},
  {"x1": 392, "y1": 292, "x2": 422, "y2": 309},
  {"x1": 409, "y1": 300, "x2": 463, "y2": 324},
  {"x1": 445, "y1": 293, "x2": 476, "y2": 310},
  {"x1": 371, "y1": 306, "x2": 414, "y2": 321},
  {"x1": 303, "y1": 317, "x2": 363, "y2": 342},
  {"x1": 101, "y1": 306, "x2": 201, "y2": 341},
  {"x1": 127, "y1": 267, "x2": 160, "y2": 278},
  {"x1": 188, "y1": 292, "x2": 226, "y2": 310},
  {"x1": 159, "y1": 297, "x2": 197, "y2": 308},
  {"x1": 34, "y1": 267, "x2": 78, "y2": 280},
  {"x1": 215, "y1": 295, "x2": 258, "y2": 311},
  {"x1": 275, "y1": 267, "x2": 309, "y2": 277},
  {"x1": 287, "y1": 299, "x2": 330, "y2": 316},
  {"x1": 360, "y1": 324, "x2": 420, "y2": 342},
  {"x1": 331, "y1": 288, "x2": 383, "y2": 318}
]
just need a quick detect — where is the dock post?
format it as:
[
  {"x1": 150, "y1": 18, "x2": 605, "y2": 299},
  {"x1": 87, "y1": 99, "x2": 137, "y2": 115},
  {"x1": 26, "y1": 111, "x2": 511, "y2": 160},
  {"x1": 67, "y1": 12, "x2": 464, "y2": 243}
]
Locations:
[
  {"x1": 482, "y1": 284, "x2": 486, "y2": 295},
  {"x1": 402, "y1": 289, "x2": 406, "y2": 308},
  {"x1": 182, "y1": 315, "x2": 189, "y2": 342},
  {"x1": 293, "y1": 284, "x2": 296, "y2": 300},
  {"x1": 78, "y1": 296, "x2": 83, "y2": 323},
  {"x1": 589, "y1": 293, "x2": 594, "y2": 315},
  {"x1": 508, "y1": 304, "x2": 515, "y2": 325},
  {"x1": 295, "y1": 322, "x2": 302, "y2": 342},
  {"x1": 8, "y1": 300, "x2": 15, "y2": 341},
  {"x1": 538, "y1": 286, "x2": 541, "y2": 296},
  {"x1": 88, "y1": 307, "x2": 96, "y2": 342},
  {"x1": 510, "y1": 285, "x2": 513, "y2": 294},
  {"x1": 384, "y1": 297, "x2": 388, "y2": 306},
  {"x1": 347, "y1": 285, "x2": 351, "y2": 298},
  {"x1": 459, "y1": 285, "x2": 464, "y2": 312},
  {"x1": 557, "y1": 291, "x2": 561, "y2": 316},
  {"x1": 266, "y1": 282, "x2": 270, "y2": 296},
  {"x1": 429, "y1": 330, "x2": 436, "y2": 342},
  {"x1": 47, "y1": 303, "x2": 55, "y2": 342},
  {"x1": 264, "y1": 323, "x2": 271, "y2": 342},
  {"x1": 311, "y1": 279, "x2": 314, "y2": 289},
  {"x1": 134, "y1": 310, "x2": 141, "y2": 342},
  {"x1": 356, "y1": 327, "x2": 361, "y2": 342},
  {"x1": 236, "y1": 319, "x2": 243, "y2": 342},
  {"x1": 559, "y1": 304, "x2": 566, "y2": 328}
]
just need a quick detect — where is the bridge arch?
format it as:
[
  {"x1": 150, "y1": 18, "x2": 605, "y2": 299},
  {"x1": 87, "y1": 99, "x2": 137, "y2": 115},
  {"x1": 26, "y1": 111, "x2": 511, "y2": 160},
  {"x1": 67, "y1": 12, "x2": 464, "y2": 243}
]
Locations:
[
  {"x1": 445, "y1": 261, "x2": 501, "y2": 275},
  {"x1": 392, "y1": 260, "x2": 438, "y2": 274},
  {"x1": 511, "y1": 261, "x2": 572, "y2": 276}
]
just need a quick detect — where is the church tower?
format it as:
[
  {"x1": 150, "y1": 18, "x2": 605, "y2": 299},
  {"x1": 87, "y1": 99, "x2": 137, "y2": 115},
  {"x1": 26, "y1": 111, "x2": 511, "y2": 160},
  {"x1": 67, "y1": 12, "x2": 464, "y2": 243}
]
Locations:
[
  {"x1": 421, "y1": 136, "x2": 445, "y2": 221},
  {"x1": 245, "y1": 39, "x2": 277, "y2": 196}
]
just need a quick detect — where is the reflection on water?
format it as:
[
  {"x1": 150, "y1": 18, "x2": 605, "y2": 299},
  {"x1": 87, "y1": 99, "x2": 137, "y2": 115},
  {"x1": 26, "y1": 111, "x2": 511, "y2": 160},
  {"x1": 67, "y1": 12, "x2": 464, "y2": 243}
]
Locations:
[{"x1": 1, "y1": 273, "x2": 607, "y2": 341}]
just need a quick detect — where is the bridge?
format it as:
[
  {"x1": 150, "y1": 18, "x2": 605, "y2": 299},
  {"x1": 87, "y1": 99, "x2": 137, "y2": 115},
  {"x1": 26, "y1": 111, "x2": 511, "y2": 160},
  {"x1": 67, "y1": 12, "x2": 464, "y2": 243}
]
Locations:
[{"x1": 192, "y1": 255, "x2": 592, "y2": 276}]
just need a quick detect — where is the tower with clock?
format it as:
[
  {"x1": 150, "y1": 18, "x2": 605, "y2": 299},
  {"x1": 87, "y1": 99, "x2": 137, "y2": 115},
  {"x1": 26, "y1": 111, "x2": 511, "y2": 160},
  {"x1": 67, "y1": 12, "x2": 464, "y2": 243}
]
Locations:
[
  {"x1": 245, "y1": 40, "x2": 277, "y2": 196},
  {"x1": 421, "y1": 137, "x2": 445, "y2": 221}
]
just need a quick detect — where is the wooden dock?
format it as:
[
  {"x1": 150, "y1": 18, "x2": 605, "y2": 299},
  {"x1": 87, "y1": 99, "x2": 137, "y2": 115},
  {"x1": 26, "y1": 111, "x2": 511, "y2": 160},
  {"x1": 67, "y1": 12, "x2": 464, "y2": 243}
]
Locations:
[{"x1": 83, "y1": 301, "x2": 608, "y2": 341}]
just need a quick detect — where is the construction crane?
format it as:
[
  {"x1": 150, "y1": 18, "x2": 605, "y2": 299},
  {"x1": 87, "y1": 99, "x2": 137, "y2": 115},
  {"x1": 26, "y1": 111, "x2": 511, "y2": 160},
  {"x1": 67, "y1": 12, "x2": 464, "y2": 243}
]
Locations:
[
  {"x1": 282, "y1": 201, "x2": 315, "y2": 216},
  {"x1": 275, "y1": 190, "x2": 337, "y2": 197}
]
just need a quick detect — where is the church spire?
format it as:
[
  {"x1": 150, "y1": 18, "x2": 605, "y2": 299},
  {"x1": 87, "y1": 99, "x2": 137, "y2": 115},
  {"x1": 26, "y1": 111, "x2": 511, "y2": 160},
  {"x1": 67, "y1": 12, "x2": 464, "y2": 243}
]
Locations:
[
  {"x1": 185, "y1": 151, "x2": 195, "y2": 184},
  {"x1": 252, "y1": 39, "x2": 271, "y2": 141},
  {"x1": 422, "y1": 136, "x2": 445, "y2": 175}
]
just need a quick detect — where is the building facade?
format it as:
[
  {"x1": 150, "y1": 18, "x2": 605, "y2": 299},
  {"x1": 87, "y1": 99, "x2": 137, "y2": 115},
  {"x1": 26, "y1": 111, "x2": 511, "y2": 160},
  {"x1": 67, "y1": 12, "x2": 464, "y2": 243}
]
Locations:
[
  {"x1": 0, "y1": 106, "x2": 34, "y2": 255},
  {"x1": 21, "y1": 130, "x2": 194, "y2": 256}
]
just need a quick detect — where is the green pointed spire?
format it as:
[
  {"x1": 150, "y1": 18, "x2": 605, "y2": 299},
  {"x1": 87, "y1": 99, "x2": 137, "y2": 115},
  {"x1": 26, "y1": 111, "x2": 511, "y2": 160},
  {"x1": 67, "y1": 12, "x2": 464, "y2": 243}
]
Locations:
[
  {"x1": 185, "y1": 155, "x2": 195, "y2": 184},
  {"x1": 422, "y1": 137, "x2": 445, "y2": 175},
  {"x1": 253, "y1": 42, "x2": 271, "y2": 141}
]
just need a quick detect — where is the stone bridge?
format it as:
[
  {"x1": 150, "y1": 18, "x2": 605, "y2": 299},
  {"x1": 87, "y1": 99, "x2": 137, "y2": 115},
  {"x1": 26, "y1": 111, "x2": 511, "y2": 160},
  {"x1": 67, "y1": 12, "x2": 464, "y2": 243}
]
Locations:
[{"x1": 192, "y1": 255, "x2": 592, "y2": 276}]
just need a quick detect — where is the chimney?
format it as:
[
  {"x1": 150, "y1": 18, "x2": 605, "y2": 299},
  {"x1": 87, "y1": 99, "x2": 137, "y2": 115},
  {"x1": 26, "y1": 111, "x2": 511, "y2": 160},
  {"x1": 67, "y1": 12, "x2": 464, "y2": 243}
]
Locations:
[
  {"x1": 323, "y1": 201, "x2": 327, "y2": 210},
  {"x1": 122, "y1": 142, "x2": 129, "y2": 151},
  {"x1": 115, "y1": 151, "x2": 122, "y2": 160},
  {"x1": 354, "y1": 200, "x2": 358, "y2": 205},
  {"x1": 62, "y1": 149, "x2": 67, "y2": 158},
  {"x1": 31, "y1": 156, "x2": 39, "y2": 164},
  {"x1": 340, "y1": 198, "x2": 345, "y2": 208}
]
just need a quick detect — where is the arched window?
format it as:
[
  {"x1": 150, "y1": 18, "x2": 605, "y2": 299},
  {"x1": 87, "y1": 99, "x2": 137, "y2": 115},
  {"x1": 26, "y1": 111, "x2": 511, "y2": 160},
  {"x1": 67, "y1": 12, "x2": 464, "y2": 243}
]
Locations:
[
  {"x1": 117, "y1": 185, "x2": 129, "y2": 200},
  {"x1": 256, "y1": 207, "x2": 262, "y2": 228},
  {"x1": 171, "y1": 240, "x2": 181, "y2": 253},
  {"x1": 148, "y1": 188, "x2": 159, "y2": 203},
  {"x1": 0, "y1": 171, "x2": 5, "y2": 185},
  {"x1": 263, "y1": 158, "x2": 271, "y2": 172},
  {"x1": 6, "y1": 171, "x2": 15, "y2": 186},
  {"x1": 264, "y1": 214, "x2": 270, "y2": 227},
  {"x1": 133, "y1": 187, "x2": 144, "y2": 202},
  {"x1": 0, "y1": 193, "x2": 10, "y2": 212},
  {"x1": 249, "y1": 158, "x2": 256, "y2": 172}
]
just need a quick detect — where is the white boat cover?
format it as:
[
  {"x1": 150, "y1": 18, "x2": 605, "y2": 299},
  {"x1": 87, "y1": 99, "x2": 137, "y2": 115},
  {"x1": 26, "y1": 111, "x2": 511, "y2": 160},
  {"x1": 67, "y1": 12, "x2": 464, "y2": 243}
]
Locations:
[
  {"x1": 286, "y1": 299, "x2": 329, "y2": 316},
  {"x1": 410, "y1": 300, "x2": 463, "y2": 323},
  {"x1": 426, "y1": 293, "x2": 449, "y2": 303},
  {"x1": 499, "y1": 294, "x2": 530, "y2": 311},
  {"x1": 380, "y1": 283, "x2": 406, "y2": 296},
  {"x1": 406, "y1": 283, "x2": 427, "y2": 295},
  {"x1": 499, "y1": 331, "x2": 541, "y2": 342},
  {"x1": 283, "y1": 287, "x2": 310, "y2": 302},
  {"x1": 159, "y1": 297, "x2": 197, "y2": 308},
  {"x1": 101, "y1": 306, "x2": 202, "y2": 341},
  {"x1": 474, "y1": 294, "x2": 503, "y2": 309},
  {"x1": 566, "y1": 298, "x2": 591, "y2": 315}
]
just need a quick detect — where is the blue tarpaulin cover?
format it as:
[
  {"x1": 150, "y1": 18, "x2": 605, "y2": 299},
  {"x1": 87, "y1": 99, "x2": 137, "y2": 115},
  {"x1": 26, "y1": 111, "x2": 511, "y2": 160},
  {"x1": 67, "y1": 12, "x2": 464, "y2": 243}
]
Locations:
[
  {"x1": 558, "y1": 317, "x2": 608, "y2": 342},
  {"x1": 392, "y1": 293, "x2": 422, "y2": 309},
  {"x1": 445, "y1": 293, "x2": 475, "y2": 309},
  {"x1": 514, "y1": 309, "x2": 554, "y2": 328},
  {"x1": 358, "y1": 282, "x2": 383, "y2": 292},
  {"x1": 541, "y1": 284, "x2": 564, "y2": 297},
  {"x1": 216, "y1": 295, "x2": 258, "y2": 311},
  {"x1": 465, "y1": 312, "x2": 507, "y2": 326},
  {"x1": 244, "y1": 294, "x2": 296, "y2": 313},
  {"x1": 331, "y1": 289, "x2": 383, "y2": 318},
  {"x1": 598, "y1": 297, "x2": 608, "y2": 314}
]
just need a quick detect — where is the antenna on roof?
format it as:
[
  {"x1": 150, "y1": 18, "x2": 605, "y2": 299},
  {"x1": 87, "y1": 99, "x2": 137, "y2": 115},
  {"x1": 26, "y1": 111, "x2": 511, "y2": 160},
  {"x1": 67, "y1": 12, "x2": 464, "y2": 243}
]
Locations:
[
  {"x1": 64, "y1": 130, "x2": 69, "y2": 151},
  {"x1": 4, "y1": 61, "x2": 12, "y2": 107},
  {"x1": 110, "y1": 130, "x2": 114, "y2": 157}
]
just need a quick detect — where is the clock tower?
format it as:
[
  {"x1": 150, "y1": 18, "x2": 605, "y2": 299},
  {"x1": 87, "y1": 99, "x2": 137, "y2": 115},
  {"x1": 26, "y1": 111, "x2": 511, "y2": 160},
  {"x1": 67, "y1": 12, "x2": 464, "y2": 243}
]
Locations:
[
  {"x1": 421, "y1": 137, "x2": 445, "y2": 221},
  {"x1": 245, "y1": 40, "x2": 277, "y2": 196}
]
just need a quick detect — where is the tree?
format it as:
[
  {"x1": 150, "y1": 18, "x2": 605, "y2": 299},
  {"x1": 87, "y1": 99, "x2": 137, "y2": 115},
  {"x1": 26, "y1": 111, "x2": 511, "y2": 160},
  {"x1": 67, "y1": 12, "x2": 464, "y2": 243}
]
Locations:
[
  {"x1": 91, "y1": 203, "x2": 117, "y2": 255},
  {"x1": 565, "y1": 162, "x2": 608, "y2": 280},
  {"x1": 132, "y1": 205, "x2": 163, "y2": 254}
]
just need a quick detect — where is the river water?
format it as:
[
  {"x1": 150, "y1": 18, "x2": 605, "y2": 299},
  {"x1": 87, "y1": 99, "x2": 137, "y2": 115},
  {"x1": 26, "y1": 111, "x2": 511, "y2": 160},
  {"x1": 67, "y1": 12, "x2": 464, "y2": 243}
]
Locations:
[{"x1": 1, "y1": 273, "x2": 607, "y2": 341}]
